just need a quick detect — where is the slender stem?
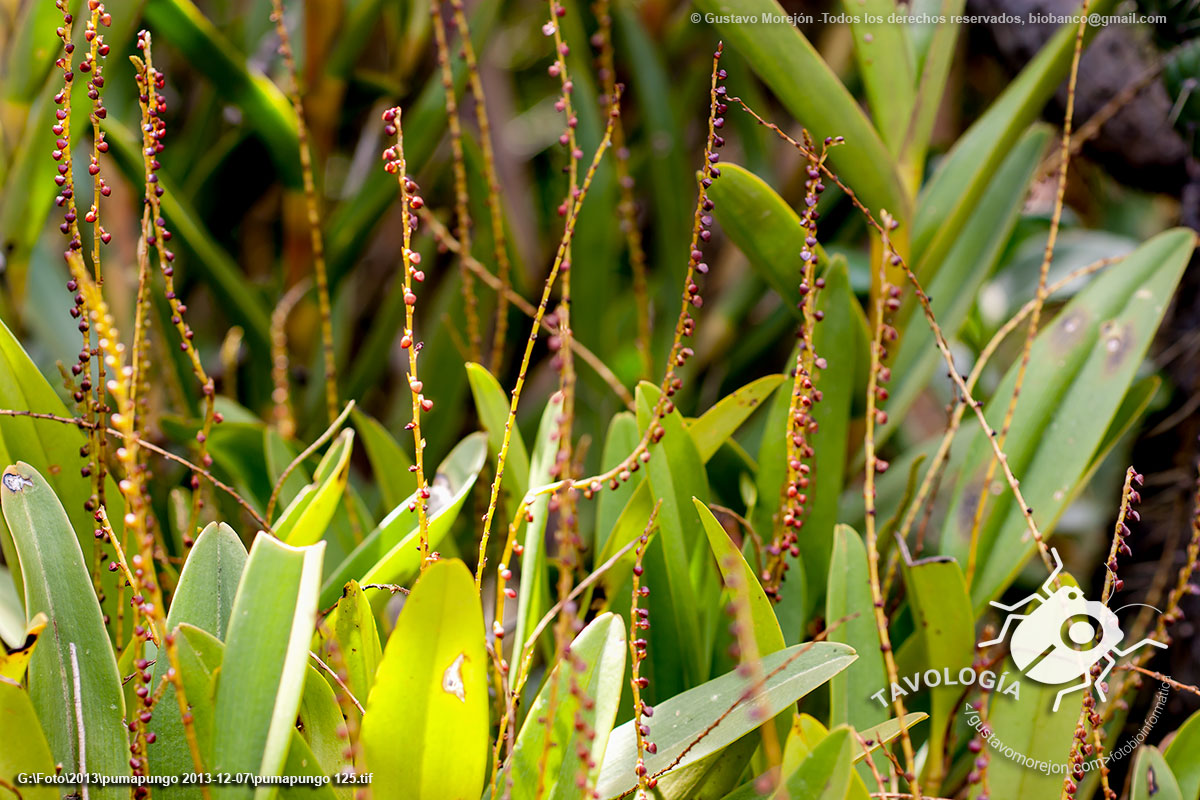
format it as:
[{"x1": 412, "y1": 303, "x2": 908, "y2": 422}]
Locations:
[
  {"x1": 473, "y1": 96, "x2": 619, "y2": 589},
  {"x1": 270, "y1": 279, "x2": 311, "y2": 439},
  {"x1": 448, "y1": 0, "x2": 514, "y2": 372},
  {"x1": 270, "y1": 0, "x2": 339, "y2": 424},
  {"x1": 966, "y1": 0, "x2": 1088, "y2": 588},
  {"x1": 265, "y1": 400, "x2": 355, "y2": 524},
  {"x1": 420, "y1": 210, "x2": 634, "y2": 408},
  {"x1": 383, "y1": 108, "x2": 434, "y2": 566},
  {"x1": 431, "y1": 0, "x2": 482, "y2": 362}
]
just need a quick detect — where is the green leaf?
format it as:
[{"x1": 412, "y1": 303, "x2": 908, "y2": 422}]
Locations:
[
  {"x1": 508, "y1": 614, "x2": 627, "y2": 799},
  {"x1": 148, "y1": 521, "x2": 248, "y2": 788},
  {"x1": 826, "y1": 526, "x2": 888, "y2": 736},
  {"x1": 0, "y1": 320, "x2": 125, "y2": 639},
  {"x1": 637, "y1": 382, "x2": 709, "y2": 691},
  {"x1": 1, "y1": 463, "x2": 130, "y2": 796},
  {"x1": 843, "y1": 8, "x2": 914, "y2": 158},
  {"x1": 1131, "y1": 746, "x2": 1183, "y2": 800},
  {"x1": 979, "y1": 604, "x2": 1083, "y2": 800},
  {"x1": 912, "y1": 0, "x2": 1117, "y2": 267},
  {"x1": 212, "y1": 533, "x2": 325, "y2": 798},
  {"x1": 361, "y1": 559, "x2": 488, "y2": 800},
  {"x1": 697, "y1": 498, "x2": 784, "y2": 656},
  {"x1": 266, "y1": 431, "x2": 311, "y2": 512},
  {"x1": 900, "y1": 0, "x2": 965, "y2": 175},
  {"x1": 895, "y1": 550, "x2": 974, "y2": 789},
  {"x1": 142, "y1": 0, "x2": 301, "y2": 186},
  {"x1": 595, "y1": 641, "x2": 857, "y2": 799},
  {"x1": 319, "y1": 433, "x2": 486, "y2": 608},
  {"x1": 466, "y1": 362, "x2": 530, "y2": 507},
  {"x1": 1164, "y1": 708, "x2": 1200, "y2": 800},
  {"x1": 297, "y1": 665, "x2": 353, "y2": 784},
  {"x1": 316, "y1": 580, "x2": 382, "y2": 708},
  {"x1": 776, "y1": 725, "x2": 853, "y2": 799},
  {"x1": 708, "y1": 164, "x2": 830, "y2": 313},
  {"x1": 163, "y1": 522, "x2": 248, "y2": 641},
  {"x1": 350, "y1": 409, "x2": 415, "y2": 514},
  {"x1": 0, "y1": 565, "x2": 24, "y2": 649},
  {"x1": 275, "y1": 430, "x2": 354, "y2": 546},
  {"x1": 150, "y1": 623, "x2": 225, "y2": 795},
  {"x1": 693, "y1": 0, "x2": 910, "y2": 225},
  {"x1": 943, "y1": 229, "x2": 1195, "y2": 607},
  {"x1": 595, "y1": 412, "x2": 642, "y2": 559},
  {"x1": 510, "y1": 393, "x2": 564, "y2": 685},
  {"x1": 883, "y1": 125, "x2": 1050, "y2": 441},
  {"x1": 654, "y1": 736, "x2": 760, "y2": 800},
  {"x1": 689, "y1": 375, "x2": 785, "y2": 462},
  {"x1": 0, "y1": 675, "x2": 58, "y2": 800}
]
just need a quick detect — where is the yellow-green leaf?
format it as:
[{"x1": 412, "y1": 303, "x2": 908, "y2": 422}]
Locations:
[{"x1": 362, "y1": 559, "x2": 489, "y2": 800}]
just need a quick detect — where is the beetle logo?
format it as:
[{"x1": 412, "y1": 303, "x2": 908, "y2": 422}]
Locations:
[{"x1": 979, "y1": 547, "x2": 1166, "y2": 711}]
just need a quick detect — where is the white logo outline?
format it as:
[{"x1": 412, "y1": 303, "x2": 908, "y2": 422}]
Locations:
[{"x1": 980, "y1": 547, "x2": 1166, "y2": 711}]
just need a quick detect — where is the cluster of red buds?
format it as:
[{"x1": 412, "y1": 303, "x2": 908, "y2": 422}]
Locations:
[
  {"x1": 764, "y1": 135, "x2": 838, "y2": 599},
  {"x1": 1104, "y1": 467, "x2": 1144, "y2": 594},
  {"x1": 382, "y1": 107, "x2": 436, "y2": 561},
  {"x1": 126, "y1": 650, "x2": 159, "y2": 797},
  {"x1": 966, "y1": 630, "x2": 994, "y2": 798},
  {"x1": 135, "y1": 32, "x2": 222, "y2": 539},
  {"x1": 628, "y1": 532, "x2": 657, "y2": 792}
]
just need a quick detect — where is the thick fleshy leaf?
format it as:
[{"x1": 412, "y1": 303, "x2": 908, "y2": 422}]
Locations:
[
  {"x1": 1131, "y1": 746, "x2": 1182, "y2": 800},
  {"x1": 826, "y1": 526, "x2": 888, "y2": 737},
  {"x1": 275, "y1": 429, "x2": 354, "y2": 546},
  {"x1": 655, "y1": 736, "x2": 759, "y2": 800},
  {"x1": 697, "y1": 498, "x2": 784, "y2": 658},
  {"x1": 692, "y1": 0, "x2": 910, "y2": 226},
  {"x1": 297, "y1": 665, "x2": 353, "y2": 784},
  {"x1": 912, "y1": 0, "x2": 1117, "y2": 267},
  {"x1": 0, "y1": 320, "x2": 125, "y2": 640},
  {"x1": 895, "y1": 550, "x2": 974, "y2": 789},
  {"x1": 1164, "y1": 708, "x2": 1200, "y2": 800},
  {"x1": 163, "y1": 522, "x2": 247, "y2": 641},
  {"x1": 321, "y1": 433, "x2": 487, "y2": 607},
  {"x1": 212, "y1": 534, "x2": 325, "y2": 797},
  {"x1": 508, "y1": 614, "x2": 627, "y2": 798},
  {"x1": 316, "y1": 580, "x2": 382, "y2": 708},
  {"x1": 1, "y1": 462, "x2": 129, "y2": 796},
  {"x1": 594, "y1": 642, "x2": 856, "y2": 799},
  {"x1": 361, "y1": 559, "x2": 488, "y2": 800},
  {"x1": 942, "y1": 229, "x2": 1195, "y2": 607},
  {"x1": 883, "y1": 125, "x2": 1050, "y2": 441},
  {"x1": 0, "y1": 675, "x2": 57, "y2": 799},
  {"x1": 776, "y1": 726, "x2": 853, "y2": 799},
  {"x1": 843, "y1": 2, "x2": 914, "y2": 158},
  {"x1": 150, "y1": 623, "x2": 224, "y2": 794},
  {"x1": 595, "y1": 412, "x2": 642, "y2": 559},
  {"x1": 148, "y1": 522, "x2": 248, "y2": 788},
  {"x1": 977, "y1": 580, "x2": 1084, "y2": 800},
  {"x1": 0, "y1": 565, "x2": 24, "y2": 648},
  {"x1": 688, "y1": 375, "x2": 785, "y2": 462}
]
